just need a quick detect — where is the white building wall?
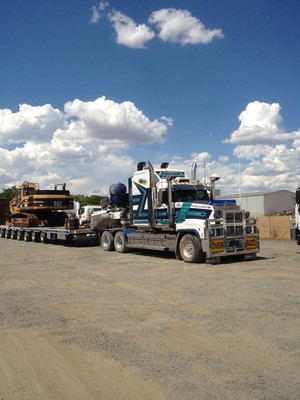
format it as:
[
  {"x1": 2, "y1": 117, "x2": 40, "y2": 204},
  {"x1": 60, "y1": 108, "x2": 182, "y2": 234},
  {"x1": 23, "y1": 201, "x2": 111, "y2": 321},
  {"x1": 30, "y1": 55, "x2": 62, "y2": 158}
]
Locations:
[
  {"x1": 217, "y1": 190, "x2": 295, "y2": 216},
  {"x1": 241, "y1": 196, "x2": 264, "y2": 216}
]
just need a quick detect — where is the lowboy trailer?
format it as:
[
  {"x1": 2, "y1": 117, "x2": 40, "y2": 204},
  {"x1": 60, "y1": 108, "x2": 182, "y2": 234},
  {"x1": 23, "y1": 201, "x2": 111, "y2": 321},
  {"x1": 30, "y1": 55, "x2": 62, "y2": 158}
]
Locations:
[{"x1": 0, "y1": 225, "x2": 97, "y2": 245}]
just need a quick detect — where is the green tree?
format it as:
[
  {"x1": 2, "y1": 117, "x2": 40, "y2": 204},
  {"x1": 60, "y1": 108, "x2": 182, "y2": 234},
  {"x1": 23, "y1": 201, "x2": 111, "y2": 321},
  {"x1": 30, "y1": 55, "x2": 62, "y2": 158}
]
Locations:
[
  {"x1": 73, "y1": 194, "x2": 107, "y2": 207},
  {"x1": 0, "y1": 186, "x2": 16, "y2": 216}
]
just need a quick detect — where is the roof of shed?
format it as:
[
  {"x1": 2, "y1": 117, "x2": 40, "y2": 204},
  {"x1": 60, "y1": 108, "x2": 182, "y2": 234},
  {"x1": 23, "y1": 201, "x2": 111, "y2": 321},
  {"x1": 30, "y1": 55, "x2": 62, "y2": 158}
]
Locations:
[{"x1": 217, "y1": 190, "x2": 294, "y2": 199}]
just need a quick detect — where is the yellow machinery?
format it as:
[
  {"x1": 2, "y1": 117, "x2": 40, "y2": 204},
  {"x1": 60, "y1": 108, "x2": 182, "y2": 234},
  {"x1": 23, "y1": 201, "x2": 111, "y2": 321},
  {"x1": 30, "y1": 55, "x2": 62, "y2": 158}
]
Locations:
[{"x1": 9, "y1": 181, "x2": 74, "y2": 227}]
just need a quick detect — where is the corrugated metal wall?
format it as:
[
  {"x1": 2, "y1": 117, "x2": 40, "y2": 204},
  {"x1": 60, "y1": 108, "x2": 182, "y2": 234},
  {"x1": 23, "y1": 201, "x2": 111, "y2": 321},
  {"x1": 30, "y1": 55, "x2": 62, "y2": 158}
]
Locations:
[{"x1": 217, "y1": 190, "x2": 295, "y2": 216}]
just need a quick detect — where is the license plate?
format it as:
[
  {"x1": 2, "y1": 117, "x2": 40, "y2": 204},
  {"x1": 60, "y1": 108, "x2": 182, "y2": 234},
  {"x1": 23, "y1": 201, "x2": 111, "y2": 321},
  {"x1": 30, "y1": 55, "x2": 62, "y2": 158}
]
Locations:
[
  {"x1": 211, "y1": 238, "x2": 224, "y2": 253},
  {"x1": 246, "y1": 236, "x2": 257, "y2": 249}
]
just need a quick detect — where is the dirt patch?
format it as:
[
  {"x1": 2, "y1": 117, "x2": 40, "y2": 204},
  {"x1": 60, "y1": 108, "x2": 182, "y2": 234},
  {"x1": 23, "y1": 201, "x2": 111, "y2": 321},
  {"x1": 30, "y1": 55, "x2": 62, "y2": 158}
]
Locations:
[
  {"x1": 258, "y1": 215, "x2": 293, "y2": 240},
  {"x1": 0, "y1": 238, "x2": 299, "y2": 400}
]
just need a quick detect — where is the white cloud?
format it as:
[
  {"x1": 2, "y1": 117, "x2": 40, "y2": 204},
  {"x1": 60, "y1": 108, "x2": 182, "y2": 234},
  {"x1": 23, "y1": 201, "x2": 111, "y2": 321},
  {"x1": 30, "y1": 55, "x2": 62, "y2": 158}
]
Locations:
[
  {"x1": 108, "y1": 10, "x2": 155, "y2": 49},
  {"x1": 90, "y1": 6, "x2": 101, "y2": 23},
  {"x1": 225, "y1": 101, "x2": 300, "y2": 145},
  {"x1": 91, "y1": 5, "x2": 223, "y2": 48},
  {"x1": 64, "y1": 97, "x2": 169, "y2": 143},
  {"x1": 90, "y1": 1, "x2": 110, "y2": 23},
  {"x1": 1, "y1": 98, "x2": 299, "y2": 196},
  {"x1": 222, "y1": 102, "x2": 300, "y2": 192},
  {"x1": 0, "y1": 104, "x2": 65, "y2": 145},
  {"x1": 0, "y1": 97, "x2": 171, "y2": 194},
  {"x1": 233, "y1": 144, "x2": 274, "y2": 159},
  {"x1": 149, "y1": 8, "x2": 223, "y2": 45}
]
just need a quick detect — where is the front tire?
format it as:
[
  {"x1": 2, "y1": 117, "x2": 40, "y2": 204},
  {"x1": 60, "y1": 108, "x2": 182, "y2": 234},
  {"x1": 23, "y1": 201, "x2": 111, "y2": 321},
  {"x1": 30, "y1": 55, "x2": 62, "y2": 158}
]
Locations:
[
  {"x1": 179, "y1": 234, "x2": 204, "y2": 263},
  {"x1": 101, "y1": 231, "x2": 115, "y2": 251},
  {"x1": 114, "y1": 231, "x2": 128, "y2": 253}
]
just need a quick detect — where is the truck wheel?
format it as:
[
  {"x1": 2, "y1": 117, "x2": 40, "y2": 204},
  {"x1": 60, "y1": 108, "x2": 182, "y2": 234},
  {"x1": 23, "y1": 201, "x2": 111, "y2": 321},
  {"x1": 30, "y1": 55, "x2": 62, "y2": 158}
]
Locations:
[
  {"x1": 40, "y1": 232, "x2": 48, "y2": 244},
  {"x1": 5, "y1": 229, "x2": 11, "y2": 239},
  {"x1": 24, "y1": 232, "x2": 32, "y2": 242},
  {"x1": 101, "y1": 231, "x2": 114, "y2": 251},
  {"x1": 179, "y1": 234, "x2": 204, "y2": 263},
  {"x1": 11, "y1": 230, "x2": 17, "y2": 240},
  {"x1": 17, "y1": 230, "x2": 24, "y2": 240},
  {"x1": 114, "y1": 231, "x2": 128, "y2": 253},
  {"x1": 0, "y1": 228, "x2": 5, "y2": 238}
]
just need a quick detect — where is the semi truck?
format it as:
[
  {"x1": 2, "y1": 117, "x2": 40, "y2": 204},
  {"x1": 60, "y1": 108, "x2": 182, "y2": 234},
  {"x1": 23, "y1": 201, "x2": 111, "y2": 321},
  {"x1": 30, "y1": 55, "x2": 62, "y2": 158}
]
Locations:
[
  {"x1": 91, "y1": 161, "x2": 259, "y2": 263},
  {"x1": 0, "y1": 162, "x2": 259, "y2": 263}
]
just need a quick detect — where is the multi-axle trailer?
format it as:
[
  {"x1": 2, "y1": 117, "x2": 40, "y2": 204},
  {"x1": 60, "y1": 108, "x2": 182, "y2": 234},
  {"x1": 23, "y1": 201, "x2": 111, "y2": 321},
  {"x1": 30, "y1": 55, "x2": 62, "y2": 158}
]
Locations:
[{"x1": 0, "y1": 225, "x2": 97, "y2": 245}]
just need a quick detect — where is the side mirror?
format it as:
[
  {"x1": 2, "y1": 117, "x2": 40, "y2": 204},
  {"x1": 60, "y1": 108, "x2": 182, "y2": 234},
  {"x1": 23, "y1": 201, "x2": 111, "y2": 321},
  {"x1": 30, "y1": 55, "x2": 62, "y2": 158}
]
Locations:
[{"x1": 296, "y1": 188, "x2": 300, "y2": 205}]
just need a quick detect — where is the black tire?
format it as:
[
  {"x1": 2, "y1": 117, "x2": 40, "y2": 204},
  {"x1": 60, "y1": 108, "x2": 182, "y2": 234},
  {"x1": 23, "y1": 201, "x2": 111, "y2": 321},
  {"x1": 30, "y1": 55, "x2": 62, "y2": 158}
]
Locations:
[
  {"x1": 11, "y1": 230, "x2": 17, "y2": 240},
  {"x1": 101, "y1": 231, "x2": 115, "y2": 251},
  {"x1": 5, "y1": 229, "x2": 11, "y2": 239},
  {"x1": 32, "y1": 231, "x2": 40, "y2": 242},
  {"x1": 17, "y1": 231, "x2": 24, "y2": 241},
  {"x1": 0, "y1": 228, "x2": 5, "y2": 238},
  {"x1": 114, "y1": 231, "x2": 128, "y2": 253},
  {"x1": 24, "y1": 232, "x2": 32, "y2": 242},
  {"x1": 179, "y1": 234, "x2": 205, "y2": 263},
  {"x1": 40, "y1": 232, "x2": 48, "y2": 244}
]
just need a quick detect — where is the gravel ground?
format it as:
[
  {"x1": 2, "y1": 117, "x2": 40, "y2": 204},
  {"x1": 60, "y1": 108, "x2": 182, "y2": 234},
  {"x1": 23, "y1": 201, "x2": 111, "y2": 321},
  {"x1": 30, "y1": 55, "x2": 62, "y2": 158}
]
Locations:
[{"x1": 0, "y1": 238, "x2": 300, "y2": 400}]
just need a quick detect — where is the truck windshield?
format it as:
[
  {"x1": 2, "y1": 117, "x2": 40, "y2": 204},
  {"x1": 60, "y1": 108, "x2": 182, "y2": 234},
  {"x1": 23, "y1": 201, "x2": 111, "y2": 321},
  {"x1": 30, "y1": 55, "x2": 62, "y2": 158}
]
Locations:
[{"x1": 172, "y1": 184, "x2": 210, "y2": 203}]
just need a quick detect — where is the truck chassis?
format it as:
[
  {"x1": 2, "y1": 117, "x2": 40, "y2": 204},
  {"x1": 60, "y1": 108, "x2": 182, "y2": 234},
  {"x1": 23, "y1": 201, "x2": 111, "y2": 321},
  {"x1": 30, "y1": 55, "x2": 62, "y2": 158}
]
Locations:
[{"x1": 99, "y1": 210, "x2": 259, "y2": 264}]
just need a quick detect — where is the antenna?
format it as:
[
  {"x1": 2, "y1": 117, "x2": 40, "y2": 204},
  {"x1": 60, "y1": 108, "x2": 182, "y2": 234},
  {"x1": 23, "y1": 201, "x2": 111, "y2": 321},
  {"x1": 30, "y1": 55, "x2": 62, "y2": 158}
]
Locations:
[
  {"x1": 204, "y1": 161, "x2": 208, "y2": 185},
  {"x1": 238, "y1": 156, "x2": 242, "y2": 206}
]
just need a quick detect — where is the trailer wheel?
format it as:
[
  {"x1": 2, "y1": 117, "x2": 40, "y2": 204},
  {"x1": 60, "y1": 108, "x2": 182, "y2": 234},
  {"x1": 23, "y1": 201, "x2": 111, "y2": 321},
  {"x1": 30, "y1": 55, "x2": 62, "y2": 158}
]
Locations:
[
  {"x1": 179, "y1": 234, "x2": 204, "y2": 263},
  {"x1": 40, "y1": 232, "x2": 48, "y2": 244},
  {"x1": 11, "y1": 230, "x2": 17, "y2": 240},
  {"x1": 32, "y1": 231, "x2": 40, "y2": 242},
  {"x1": 101, "y1": 231, "x2": 114, "y2": 251},
  {"x1": 114, "y1": 231, "x2": 128, "y2": 253},
  {"x1": 17, "y1": 230, "x2": 24, "y2": 241},
  {"x1": 5, "y1": 229, "x2": 11, "y2": 239},
  {"x1": 0, "y1": 228, "x2": 5, "y2": 238},
  {"x1": 24, "y1": 232, "x2": 32, "y2": 242}
]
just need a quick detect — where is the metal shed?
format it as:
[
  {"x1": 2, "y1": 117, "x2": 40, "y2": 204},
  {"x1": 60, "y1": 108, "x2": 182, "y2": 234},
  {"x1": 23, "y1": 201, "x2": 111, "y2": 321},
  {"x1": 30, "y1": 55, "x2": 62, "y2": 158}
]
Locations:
[{"x1": 217, "y1": 190, "x2": 295, "y2": 216}]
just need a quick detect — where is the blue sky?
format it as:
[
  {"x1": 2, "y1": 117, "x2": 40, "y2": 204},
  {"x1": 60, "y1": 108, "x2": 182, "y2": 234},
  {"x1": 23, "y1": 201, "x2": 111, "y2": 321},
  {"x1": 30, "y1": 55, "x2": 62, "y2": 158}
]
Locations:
[{"x1": 0, "y1": 0, "x2": 299, "y2": 195}]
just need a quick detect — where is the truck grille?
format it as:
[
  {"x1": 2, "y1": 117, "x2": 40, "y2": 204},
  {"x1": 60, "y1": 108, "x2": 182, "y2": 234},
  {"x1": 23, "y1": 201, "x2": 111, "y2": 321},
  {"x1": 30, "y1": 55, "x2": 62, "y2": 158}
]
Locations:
[
  {"x1": 225, "y1": 211, "x2": 243, "y2": 224},
  {"x1": 206, "y1": 209, "x2": 259, "y2": 256}
]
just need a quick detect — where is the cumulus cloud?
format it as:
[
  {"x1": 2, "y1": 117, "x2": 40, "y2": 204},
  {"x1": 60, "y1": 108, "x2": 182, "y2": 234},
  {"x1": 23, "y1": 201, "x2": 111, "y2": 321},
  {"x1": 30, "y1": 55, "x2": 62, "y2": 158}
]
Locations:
[
  {"x1": 0, "y1": 104, "x2": 65, "y2": 145},
  {"x1": 169, "y1": 101, "x2": 300, "y2": 194},
  {"x1": 148, "y1": 8, "x2": 223, "y2": 45},
  {"x1": 222, "y1": 101, "x2": 300, "y2": 192},
  {"x1": 64, "y1": 97, "x2": 170, "y2": 143},
  {"x1": 0, "y1": 97, "x2": 172, "y2": 194},
  {"x1": 108, "y1": 10, "x2": 155, "y2": 49},
  {"x1": 90, "y1": 4, "x2": 223, "y2": 48},
  {"x1": 1, "y1": 98, "x2": 299, "y2": 195},
  {"x1": 225, "y1": 101, "x2": 300, "y2": 145}
]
